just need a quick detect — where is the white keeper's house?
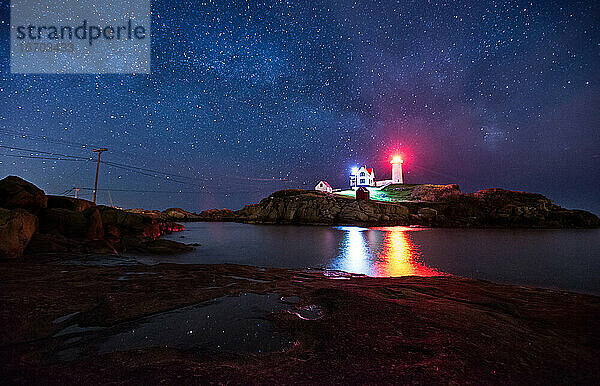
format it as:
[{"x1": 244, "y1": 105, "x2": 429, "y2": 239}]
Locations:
[{"x1": 349, "y1": 166, "x2": 375, "y2": 188}]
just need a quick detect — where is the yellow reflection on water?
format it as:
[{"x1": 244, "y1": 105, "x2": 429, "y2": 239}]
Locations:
[
  {"x1": 336, "y1": 226, "x2": 445, "y2": 277},
  {"x1": 373, "y1": 227, "x2": 445, "y2": 277}
]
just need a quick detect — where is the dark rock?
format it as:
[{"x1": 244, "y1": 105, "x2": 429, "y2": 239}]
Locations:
[
  {"x1": 410, "y1": 184, "x2": 461, "y2": 201},
  {"x1": 417, "y1": 207, "x2": 438, "y2": 217},
  {"x1": 197, "y1": 208, "x2": 237, "y2": 221},
  {"x1": 104, "y1": 225, "x2": 120, "y2": 243},
  {"x1": 0, "y1": 176, "x2": 47, "y2": 214},
  {"x1": 24, "y1": 233, "x2": 117, "y2": 255},
  {"x1": 83, "y1": 207, "x2": 104, "y2": 240},
  {"x1": 38, "y1": 208, "x2": 87, "y2": 238},
  {"x1": 124, "y1": 208, "x2": 202, "y2": 222},
  {"x1": 24, "y1": 232, "x2": 84, "y2": 254},
  {"x1": 205, "y1": 188, "x2": 598, "y2": 228},
  {"x1": 1, "y1": 263, "x2": 599, "y2": 384},
  {"x1": 0, "y1": 208, "x2": 37, "y2": 258},
  {"x1": 124, "y1": 208, "x2": 163, "y2": 219},
  {"x1": 47, "y1": 195, "x2": 94, "y2": 212},
  {"x1": 236, "y1": 190, "x2": 410, "y2": 225},
  {"x1": 37, "y1": 207, "x2": 104, "y2": 240},
  {"x1": 162, "y1": 207, "x2": 202, "y2": 221}
]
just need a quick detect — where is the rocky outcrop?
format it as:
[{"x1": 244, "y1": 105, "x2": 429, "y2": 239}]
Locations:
[
  {"x1": 25, "y1": 233, "x2": 117, "y2": 255},
  {"x1": 125, "y1": 207, "x2": 203, "y2": 221},
  {"x1": 409, "y1": 183, "x2": 461, "y2": 201},
  {"x1": 47, "y1": 195, "x2": 94, "y2": 212},
  {"x1": 197, "y1": 208, "x2": 237, "y2": 221},
  {"x1": 0, "y1": 208, "x2": 37, "y2": 258},
  {"x1": 96, "y1": 206, "x2": 185, "y2": 253},
  {"x1": 234, "y1": 190, "x2": 410, "y2": 225},
  {"x1": 162, "y1": 207, "x2": 203, "y2": 221},
  {"x1": 37, "y1": 207, "x2": 104, "y2": 240},
  {"x1": 410, "y1": 188, "x2": 600, "y2": 227},
  {"x1": 0, "y1": 176, "x2": 47, "y2": 214},
  {"x1": 0, "y1": 176, "x2": 190, "y2": 257},
  {"x1": 201, "y1": 188, "x2": 599, "y2": 228}
]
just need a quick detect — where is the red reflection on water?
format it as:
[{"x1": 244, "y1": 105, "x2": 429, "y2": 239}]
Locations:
[{"x1": 371, "y1": 227, "x2": 446, "y2": 277}]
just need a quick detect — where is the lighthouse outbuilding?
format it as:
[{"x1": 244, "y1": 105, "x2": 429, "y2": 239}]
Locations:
[{"x1": 315, "y1": 180, "x2": 333, "y2": 193}]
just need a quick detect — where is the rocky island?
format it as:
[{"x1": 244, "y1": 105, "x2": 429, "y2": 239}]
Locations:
[{"x1": 198, "y1": 185, "x2": 599, "y2": 228}]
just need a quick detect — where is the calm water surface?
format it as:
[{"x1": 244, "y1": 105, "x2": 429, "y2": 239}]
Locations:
[{"x1": 155, "y1": 223, "x2": 600, "y2": 294}]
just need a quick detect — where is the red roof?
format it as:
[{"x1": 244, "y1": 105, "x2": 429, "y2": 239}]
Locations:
[
  {"x1": 366, "y1": 168, "x2": 374, "y2": 175},
  {"x1": 318, "y1": 181, "x2": 332, "y2": 188}
]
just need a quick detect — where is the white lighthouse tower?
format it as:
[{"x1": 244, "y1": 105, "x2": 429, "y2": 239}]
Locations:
[{"x1": 391, "y1": 156, "x2": 403, "y2": 184}]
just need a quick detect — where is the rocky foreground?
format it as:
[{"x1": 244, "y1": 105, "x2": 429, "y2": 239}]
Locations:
[
  {"x1": 199, "y1": 187, "x2": 600, "y2": 228},
  {"x1": 0, "y1": 261, "x2": 598, "y2": 384},
  {"x1": 0, "y1": 176, "x2": 191, "y2": 258}
]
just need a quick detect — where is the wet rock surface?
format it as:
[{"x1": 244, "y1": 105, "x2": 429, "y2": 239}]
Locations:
[
  {"x1": 200, "y1": 188, "x2": 599, "y2": 228},
  {"x1": 0, "y1": 261, "x2": 598, "y2": 384}
]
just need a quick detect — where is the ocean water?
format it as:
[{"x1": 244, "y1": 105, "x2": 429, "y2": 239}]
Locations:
[{"x1": 150, "y1": 222, "x2": 600, "y2": 294}]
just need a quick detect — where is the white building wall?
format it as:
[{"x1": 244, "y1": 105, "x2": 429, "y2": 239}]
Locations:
[
  {"x1": 355, "y1": 166, "x2": 375, "y2": 187},
  {"x1": 315, "y1": 181, "x2": 333, "y2": 193},
  {"x1": 375, "y1": 179, "x2": 393, "y2": 187},
  {"x1": 392, "y1": 163, "x2": 403, "y2": 184}
]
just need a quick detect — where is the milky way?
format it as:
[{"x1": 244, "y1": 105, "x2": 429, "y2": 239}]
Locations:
[{"x1": 0, "y1": 0, "x2": 598, "y2": 212}]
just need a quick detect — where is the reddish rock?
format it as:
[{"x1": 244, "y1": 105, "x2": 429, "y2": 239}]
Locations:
[
  {"x1": 0, "y1": 208, "x2": 37, "y2": 258},
  {"x1": 0, "y1": 176, "x2": 47, "y2": 214},
  {"x1": 38, "y1": 207, "x2": 103, "y2": 240},
  {"x1": 24, "y1": 232, "x2": 84, "y2": 254},
  {"x1": 38, "y1": 208, "x2": 87, "y2": 238},
  {"x1": 161, "y1": 207, "x2": 202, "y2": 221},
  {"x1": 83, "y1": 207, "x2": 104, "y2": 240},
  {"x1": 198, "y1": 208, "x2": 237, "y2": 221},
  {"x1": 47, "y1": 195, "x2": 95, "y2": 212},
  {"x1": 0, "y1": 263, "x2": 598, "y2": 384}
]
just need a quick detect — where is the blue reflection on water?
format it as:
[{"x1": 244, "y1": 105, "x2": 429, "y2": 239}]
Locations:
[{"x1": 331, "y1": 226, "x2": 446, "y2": 277}]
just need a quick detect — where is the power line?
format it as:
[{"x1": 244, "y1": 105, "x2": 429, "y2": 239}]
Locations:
[
  {"x1": 0, "y1": 152, "x2": 87, "y2": 161},
  {"x1": 0, "y1": 143, "x2": 297, "y2": 188},
  {"x1": 101, "y1": 160, "x2": 198, "y2": 181},
  {"x1": 3, "y1": 131, "x2": 297, "y2": 182},
  {"x1": 76, "y1": 187, "x2": 264, "y2": 194},
  {"x1": 0, "y1": 145, "x2": 91, "y2": 160},
  {"x1": 1, "y1": 129, "x2": 101, "y2": 148}
]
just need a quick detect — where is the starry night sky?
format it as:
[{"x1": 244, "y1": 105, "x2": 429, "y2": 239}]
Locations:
[{"x1": 1, "y1": 0, "x2": 599, "y2": 213}]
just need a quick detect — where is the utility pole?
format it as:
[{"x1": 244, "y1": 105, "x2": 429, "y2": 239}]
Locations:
[
  {"x1": 92, "y1": 148, "x2": 108, "y2": 204},
  {"x1": 74, "y1": 187, "x2": 79, "y2": 199}
]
